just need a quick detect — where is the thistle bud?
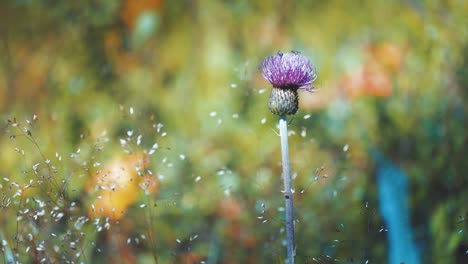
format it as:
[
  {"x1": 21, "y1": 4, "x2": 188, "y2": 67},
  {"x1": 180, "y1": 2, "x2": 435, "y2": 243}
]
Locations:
[
  {"x1": 269, "y1": 87, "x2": 299, "y2": 115},
  {"x1": 260, "y1": 51, "x2": 317, "y2": 115}
]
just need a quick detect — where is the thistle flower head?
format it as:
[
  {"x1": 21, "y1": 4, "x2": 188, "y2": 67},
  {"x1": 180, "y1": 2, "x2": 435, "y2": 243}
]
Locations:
[
  {"x1": 261, "y1": 51, "x2": 317, "y2": 115},
  {"x1": 260, "y1": 51, "x2": 317, "y2": 91}
]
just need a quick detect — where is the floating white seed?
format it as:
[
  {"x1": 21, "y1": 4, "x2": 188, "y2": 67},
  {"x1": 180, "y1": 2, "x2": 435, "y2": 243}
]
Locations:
[
  {"x1": 209, "y1": 111, "x2": 217, "y2": 117},
  {"x1": 261, "y1": 118, "x2": 266, "y2": 124},
  {"x1": 343, "y1": 144, "x2": 349, "y2": 152},
  {"x1": 301, "y1": 129, "x2": 306, "y2": 138},
  {"x1": 55, "y1": 212, "x2": 64, "y2": 221},
  {"x1": 304, "y1": 114, "x2": 311, "y2": 119}
]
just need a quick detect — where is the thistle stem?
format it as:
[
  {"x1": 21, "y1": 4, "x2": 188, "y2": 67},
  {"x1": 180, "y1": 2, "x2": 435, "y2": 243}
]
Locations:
[{"x1": 279, "y1": 115, "x2": 295, "y2": 264}]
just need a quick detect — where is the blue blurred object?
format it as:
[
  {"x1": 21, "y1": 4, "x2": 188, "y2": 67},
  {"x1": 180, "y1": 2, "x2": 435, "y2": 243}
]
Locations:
[{"x1": 371, "y1": 149, "x2": 420, "y2": 264}]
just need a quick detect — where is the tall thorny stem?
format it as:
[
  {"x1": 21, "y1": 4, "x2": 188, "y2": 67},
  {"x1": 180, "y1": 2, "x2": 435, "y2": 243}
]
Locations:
[{"x1": 279, "y1": 115, "x2": 295, "y2": 264}]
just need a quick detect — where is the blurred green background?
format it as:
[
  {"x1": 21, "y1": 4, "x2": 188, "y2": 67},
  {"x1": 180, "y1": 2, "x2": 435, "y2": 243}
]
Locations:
[{"x1": 0, "y1": 0, "x2": 467, "y2": 263}]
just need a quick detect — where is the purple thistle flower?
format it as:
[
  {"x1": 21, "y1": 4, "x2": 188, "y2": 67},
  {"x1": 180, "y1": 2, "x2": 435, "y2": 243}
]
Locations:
[
  {"x1": 260, "y1": 51, "x2": 317, "y2": 92},
  {"x1": 260, "y1": 51, "x2": 318, "y2": 115}
]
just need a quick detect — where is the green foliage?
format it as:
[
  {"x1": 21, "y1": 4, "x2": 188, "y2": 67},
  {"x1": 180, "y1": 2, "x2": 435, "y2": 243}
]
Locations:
[{"x1": 0, "y1": 0, "x2": 467, "y2": 263}]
